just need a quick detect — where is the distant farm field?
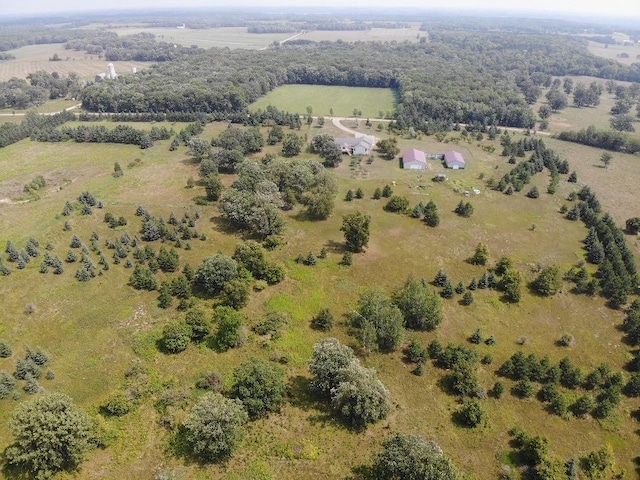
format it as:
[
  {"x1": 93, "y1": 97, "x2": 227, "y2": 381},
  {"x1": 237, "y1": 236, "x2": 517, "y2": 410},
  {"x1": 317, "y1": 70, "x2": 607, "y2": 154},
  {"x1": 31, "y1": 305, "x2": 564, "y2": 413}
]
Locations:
[
  {"x1": 102, "y1": 26, "x2": 290, "y2": 50},
  {"x1": 296, "y1": 26, "x2": 424, "y2": 43},
  {"x1": 250, "y1": 85, "x2": 397, "y2": 118},
  {"x1": 0, "y1": 43, "x2": 151, "y2": 81},
  {"x1": 587, "y1": 40, "x2": 640, "y2": 66}
]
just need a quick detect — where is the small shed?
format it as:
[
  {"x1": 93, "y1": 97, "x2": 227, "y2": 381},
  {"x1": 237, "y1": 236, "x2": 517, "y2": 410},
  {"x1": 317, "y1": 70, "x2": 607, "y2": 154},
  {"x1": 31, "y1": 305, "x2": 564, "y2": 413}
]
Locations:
[
  {"x1": 444, "y1": 150, "x2": 465, "y2": 169},
  {"x1": 402, "y1": 148, "x2": 427, "y2": 170}
]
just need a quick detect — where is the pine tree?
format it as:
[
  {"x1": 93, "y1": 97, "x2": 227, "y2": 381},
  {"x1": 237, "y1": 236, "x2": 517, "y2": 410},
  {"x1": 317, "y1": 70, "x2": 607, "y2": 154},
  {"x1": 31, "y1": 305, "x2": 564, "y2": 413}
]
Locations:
[{"x1": 423, "y1": 200, "x2": 439, "y2": 227}]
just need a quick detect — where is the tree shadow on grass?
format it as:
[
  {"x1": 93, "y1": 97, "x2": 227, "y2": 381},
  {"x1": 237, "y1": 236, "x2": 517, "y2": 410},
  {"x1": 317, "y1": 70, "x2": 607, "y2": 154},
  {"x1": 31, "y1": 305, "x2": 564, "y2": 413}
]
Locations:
[
  {"x1": 208, "y1": 216, "x2": 242, "y2": 236},
  {"x1": 323, "y1": 239, "x2": 346, "y2": 254},
  {"x1": 167, "y1": 426, "x2": 231, "y2": 468},
  {"x1": 287, "y1": 375, "x2": 343, "y2": 428}
]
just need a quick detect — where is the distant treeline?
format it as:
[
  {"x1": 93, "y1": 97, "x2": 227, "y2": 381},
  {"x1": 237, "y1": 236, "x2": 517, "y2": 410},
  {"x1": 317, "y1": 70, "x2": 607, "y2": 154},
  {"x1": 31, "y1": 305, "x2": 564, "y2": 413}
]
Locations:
[
  {"x1": 420, "y1": 17, "x2": 618, "y2": 35},
  {"x1": 0, "y1": 111, "x2": 75, "y2": 148},
  {"x1": 247, "y1": 24, "x2": 299, "y2": 34},
  {"x1": 0, "y1": 26, "x2": 98, "y2": 52},
  {"x1": 65, "y1": 32, "x2": 202, "y2": 62},
  {"x1": 0, "y1": 52, "x2": 15, "y2": 61},
  {"x1": 556, "y1": 126, "x2": 640, "y2": 154}
]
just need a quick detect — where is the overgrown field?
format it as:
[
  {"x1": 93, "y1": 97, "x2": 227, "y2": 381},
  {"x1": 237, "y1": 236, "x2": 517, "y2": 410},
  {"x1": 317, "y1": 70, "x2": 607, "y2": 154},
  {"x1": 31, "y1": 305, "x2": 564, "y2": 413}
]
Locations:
[
  {"x1": 0, "y1": 43, "x2": 150, "y2": 81},
  {"x1": 0, "y1": 120, "x2": 639, "y2": 479},
  {"x1": 249, "y1": 85, "x2": 397, "y2": 119}
]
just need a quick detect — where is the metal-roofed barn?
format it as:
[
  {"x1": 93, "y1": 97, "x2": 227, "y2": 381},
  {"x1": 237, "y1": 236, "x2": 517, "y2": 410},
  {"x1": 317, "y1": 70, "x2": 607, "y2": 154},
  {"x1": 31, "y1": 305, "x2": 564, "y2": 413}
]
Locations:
[
  {"x1": 402, "y1": 148, "x2": 427, "y2": 169},
  {"x1": 444, "y1": 151, "x2": 465, "y2": 169}
]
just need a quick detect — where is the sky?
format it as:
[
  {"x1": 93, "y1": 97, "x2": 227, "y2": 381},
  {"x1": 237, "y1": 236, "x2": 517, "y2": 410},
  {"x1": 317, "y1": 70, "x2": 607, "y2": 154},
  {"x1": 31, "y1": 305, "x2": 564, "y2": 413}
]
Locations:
[{"x1": 2, "y1": 0, "x2": 640, "y2": 17}]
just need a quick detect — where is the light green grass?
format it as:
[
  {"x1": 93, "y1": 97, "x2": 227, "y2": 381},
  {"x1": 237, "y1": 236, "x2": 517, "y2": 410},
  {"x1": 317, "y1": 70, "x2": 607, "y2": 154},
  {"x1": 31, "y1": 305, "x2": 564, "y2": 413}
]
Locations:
[
  {"x1": 249, "y1": 85, "x2": 396, "y2": 118},
  {"x1": 0, "y1": 125, "x2": 639, "y2": 479}
]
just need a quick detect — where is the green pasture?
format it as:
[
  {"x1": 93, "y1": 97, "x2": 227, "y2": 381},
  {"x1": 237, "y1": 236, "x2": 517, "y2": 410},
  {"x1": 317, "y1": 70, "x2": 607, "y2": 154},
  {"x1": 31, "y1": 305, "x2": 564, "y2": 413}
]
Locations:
[
  {"x1": 249, "y1": 84, "x2": 397, "y2": 118},
  {"x1": 0, "y1": 123, "x2": 638, "y2": 479}
]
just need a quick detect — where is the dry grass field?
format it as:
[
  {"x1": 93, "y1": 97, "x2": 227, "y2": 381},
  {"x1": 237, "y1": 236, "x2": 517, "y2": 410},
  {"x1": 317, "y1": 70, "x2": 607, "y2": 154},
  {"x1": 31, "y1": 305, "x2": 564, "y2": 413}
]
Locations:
[
  {"x1": 1, "y1": 115, "x2": 639, "y2": 479},
  {"x1": 587, "y1": 40, "x2": 640, "y2": 66},
  {"x1": 0, "y1": 43, "x2": 151, "y2": 81}
]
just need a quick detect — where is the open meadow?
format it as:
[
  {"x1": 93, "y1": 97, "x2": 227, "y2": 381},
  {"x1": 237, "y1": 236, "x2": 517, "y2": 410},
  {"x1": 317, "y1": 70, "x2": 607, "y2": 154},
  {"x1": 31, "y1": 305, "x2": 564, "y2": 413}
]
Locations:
[
  {"x1": 1, "y1": 113, "x2": 639, "y2": 478},
  {"x1": 249, "y1": 85, "x2": 397, "y2": 119},
  {"x1": 587, "y1": 40, "x2": 640, "y2": 66}
]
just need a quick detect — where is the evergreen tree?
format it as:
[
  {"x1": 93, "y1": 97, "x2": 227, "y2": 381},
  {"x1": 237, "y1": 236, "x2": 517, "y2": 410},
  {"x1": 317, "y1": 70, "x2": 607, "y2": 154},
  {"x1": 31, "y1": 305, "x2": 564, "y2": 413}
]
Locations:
[{"x1": 423, "y1": 200, "x2": 440, "y2": 227}]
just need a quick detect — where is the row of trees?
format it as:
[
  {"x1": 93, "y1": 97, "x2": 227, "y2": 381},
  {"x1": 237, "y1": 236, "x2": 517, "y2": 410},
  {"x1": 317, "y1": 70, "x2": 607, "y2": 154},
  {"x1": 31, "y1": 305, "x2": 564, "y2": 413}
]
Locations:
[
  {"x1": 0, "y1": 110, "x2": 75, "y2": 148},
  {"x1": 32, "y1": 124, "x2": 172, "y2": 148},
  {"x1": 556, "y1": 125, "x2": 640, "y2": 154}
]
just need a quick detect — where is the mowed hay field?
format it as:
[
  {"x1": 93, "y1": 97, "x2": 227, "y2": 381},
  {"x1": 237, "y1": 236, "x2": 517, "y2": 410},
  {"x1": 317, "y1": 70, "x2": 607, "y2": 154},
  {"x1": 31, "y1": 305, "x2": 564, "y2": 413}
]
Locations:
[
  {"x1": 0, "y1": 121, "x2": 639, "y2": 479},
  {"x1": 249, "y1": 85, "x2": 397, "y2": 118},
  {"x1": 0, "y1": 43, "x2": 151, "y2": 81}
]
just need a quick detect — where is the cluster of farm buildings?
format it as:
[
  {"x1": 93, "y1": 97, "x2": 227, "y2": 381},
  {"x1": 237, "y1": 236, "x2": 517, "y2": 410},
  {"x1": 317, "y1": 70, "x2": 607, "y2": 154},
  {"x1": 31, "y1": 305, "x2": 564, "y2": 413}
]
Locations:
[
  {"x1": 402, "y1": 148, "x2": 466, "y2": 170},
  {"x1": 332, "y1": 134, "x2": 466, "y2": 170}
]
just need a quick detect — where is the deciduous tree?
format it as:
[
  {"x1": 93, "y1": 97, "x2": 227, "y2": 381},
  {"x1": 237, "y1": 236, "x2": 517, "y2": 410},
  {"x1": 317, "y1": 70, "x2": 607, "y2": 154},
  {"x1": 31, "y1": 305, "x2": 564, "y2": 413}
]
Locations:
[{"x1": 5, "y1": 393, "x2": 98, "y2": 479}]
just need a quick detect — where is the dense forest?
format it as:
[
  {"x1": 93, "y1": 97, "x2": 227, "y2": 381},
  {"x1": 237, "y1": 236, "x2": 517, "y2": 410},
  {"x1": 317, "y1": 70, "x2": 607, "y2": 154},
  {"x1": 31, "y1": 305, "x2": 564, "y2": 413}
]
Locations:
[{"x1": 79, "y1": 31, "x2": 640, "y2": 131}]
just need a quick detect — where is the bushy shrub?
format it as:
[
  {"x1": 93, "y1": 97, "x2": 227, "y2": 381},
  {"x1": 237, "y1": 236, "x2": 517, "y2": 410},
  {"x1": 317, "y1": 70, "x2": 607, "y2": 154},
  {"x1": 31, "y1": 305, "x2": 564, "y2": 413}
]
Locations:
[
  {"x1": 230, "y1": 358, "x2": 285, "y2": 419},
  {"x1": 161, "y1": 321, "x2": 192, "y2": 354}
]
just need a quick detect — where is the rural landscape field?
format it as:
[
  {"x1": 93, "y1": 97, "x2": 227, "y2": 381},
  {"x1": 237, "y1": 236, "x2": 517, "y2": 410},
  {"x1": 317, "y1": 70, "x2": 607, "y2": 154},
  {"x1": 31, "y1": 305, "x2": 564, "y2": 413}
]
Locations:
[{"x1": 1, "y1": 5, "x2": 640, "y2": 480}]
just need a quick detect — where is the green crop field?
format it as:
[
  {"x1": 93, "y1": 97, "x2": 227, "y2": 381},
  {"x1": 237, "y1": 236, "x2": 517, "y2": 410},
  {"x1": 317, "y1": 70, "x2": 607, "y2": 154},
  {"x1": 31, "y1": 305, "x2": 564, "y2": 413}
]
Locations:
[
  {"x1": 249, "y1": 85, "x2": 397, "y2": 118},
  {"x1": 1, "y1": 118, "x2": 639, "y2": 479}
]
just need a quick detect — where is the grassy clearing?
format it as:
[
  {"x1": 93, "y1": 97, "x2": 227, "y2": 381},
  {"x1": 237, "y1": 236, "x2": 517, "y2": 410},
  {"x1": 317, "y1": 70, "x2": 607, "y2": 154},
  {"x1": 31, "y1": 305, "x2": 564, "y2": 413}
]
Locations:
[
  {"x1": 0, "y1": 43, "x2": 151, "y2": 81},
  {"x1": 249, "y1": 85, "x2": 397, "y2": 118},
  {"x1": 587, "y1": 40, "x2": 640, "y2": 66},
  {"x1": 0, "y1": 124, "x2": 639, "y2": 479}
]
